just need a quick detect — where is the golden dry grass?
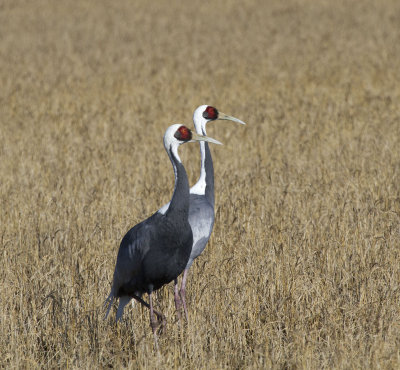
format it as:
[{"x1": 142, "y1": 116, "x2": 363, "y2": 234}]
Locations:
[{"x1": 1, "y1": 0, "x2": 400, "y2": 368}]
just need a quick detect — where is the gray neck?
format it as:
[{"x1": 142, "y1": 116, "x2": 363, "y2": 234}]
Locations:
[
  {"x1": 166, "y1": 149, "x2": 190, "y2": 219},
  {"x1": 203, "y1": 141, "x2": 215, "y2": 206}
]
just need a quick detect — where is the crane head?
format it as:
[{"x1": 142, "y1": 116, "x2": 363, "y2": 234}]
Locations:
[
  {"x1": 193, "y1": 105, "x2": 246, "y2": 134},
  {"x1": 164, "y1": 124, "x2": 222, "y2": 151}
]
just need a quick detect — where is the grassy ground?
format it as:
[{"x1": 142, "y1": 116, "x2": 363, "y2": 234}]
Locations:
[{"x1": 1, "y1": 0, "x2": 400, "y2": 368}]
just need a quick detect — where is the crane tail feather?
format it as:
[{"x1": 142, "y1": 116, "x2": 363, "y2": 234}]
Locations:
[
  {"x1": 116, "y1": 296, "x2": 132, "y2": 321},
  {"x1": 104, "y1": 290, "x2": 114, "y2": 320}
]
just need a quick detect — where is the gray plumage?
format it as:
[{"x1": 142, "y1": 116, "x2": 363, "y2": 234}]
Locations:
[
  {"x1": 105, "y1": 145, "x2": 192, "y2": 321},
  {"x1": 104, "y1": 124, "x2": 221, "y2": 348},
  {"x1": 186, "y1": 142, "x2": 214, "y2": 269},
  {"x1": 105, "y1": 194, "x2": 193, "y2": 320},
  {"x1": 186, "y1": 193, "x2": 214, "y2": 268},
  {"x1": 173, "y1": 106, "x2": 245, "y2": 319}
]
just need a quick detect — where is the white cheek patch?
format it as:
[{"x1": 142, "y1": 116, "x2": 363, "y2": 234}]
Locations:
[{"x1": 193, "y1": 106, "x2": 208, "y2": 133}]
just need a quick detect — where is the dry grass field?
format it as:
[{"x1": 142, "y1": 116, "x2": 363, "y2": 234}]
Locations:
[{"x1": 1, "y1": 0, "x2": 400, "y2": 368}]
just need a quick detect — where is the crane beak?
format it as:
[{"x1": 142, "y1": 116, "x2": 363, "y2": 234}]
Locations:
[
  {"x1": 217, "y1": 112, "x2": 246, "y2": 125},
  {"x1": 191, "y1": 132, "x2": 223, "y2": 145}
]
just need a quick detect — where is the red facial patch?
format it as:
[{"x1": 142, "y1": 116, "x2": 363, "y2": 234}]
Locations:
[
  {"x1": 203, "y1": 106, "x2": 219, "y2": 120},
  {"x1": 174, "y1": 125, "x2": 192, "y2": 141}
]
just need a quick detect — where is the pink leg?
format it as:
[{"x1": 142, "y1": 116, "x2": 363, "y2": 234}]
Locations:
[
  {"x1": 174, "y1": 278, "x2": 182, "y2": 321},
  {"x1": 133, "y1": 294, "x2": 166, "y2": 329},
  {"x1": 179, "y1": 269, "x2": 189, "y2": 322}
]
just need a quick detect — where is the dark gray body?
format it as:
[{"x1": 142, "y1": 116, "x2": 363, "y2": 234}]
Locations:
[
  {"x1": 106, "y1": 160, "x2": 193, "y2": 319},
  {"x1": 114, "y1": 211, "x2": 193, "y2": 296}
]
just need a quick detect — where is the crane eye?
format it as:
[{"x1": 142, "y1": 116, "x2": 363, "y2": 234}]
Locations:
[
  {"x1": 202, "y1": 106, "x2": 219, "y2": 120},
  {"x1": 174, "y1": 126, "x2": 192, "y2": 141}
]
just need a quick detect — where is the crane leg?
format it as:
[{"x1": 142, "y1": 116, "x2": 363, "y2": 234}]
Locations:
[
  {"x1": 174, "y1": 278, "x2": 182, "y2": 321},
  {"x1": 133, "y1": 294, "x2": 166, "y2": 332},
  {"x1": 148, "y1": 293, "x2": 159, "y2": 350},
  {"x1": 179, "y1": 269, "x2": 189, "y2": 322}
]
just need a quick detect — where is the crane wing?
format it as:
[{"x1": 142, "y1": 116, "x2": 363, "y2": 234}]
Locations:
[{"x1": 105, "y1": 217, "x2": 156, "y2": 319}]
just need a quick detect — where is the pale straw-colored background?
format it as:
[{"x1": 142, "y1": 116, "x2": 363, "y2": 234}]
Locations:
[{"x1": 1, "y1": 0, "x2": 400, "y2": 367}]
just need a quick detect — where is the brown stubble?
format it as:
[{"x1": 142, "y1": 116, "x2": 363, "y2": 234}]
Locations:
[{"x1": 1, "y1": 0, "x2": 400, "y2": 368}]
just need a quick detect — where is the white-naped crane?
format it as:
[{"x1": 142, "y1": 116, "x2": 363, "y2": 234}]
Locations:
[
  {"x1": 105, "y1": 124, "x2": 222, "y2": 348},
  {"x1": 159, "y1": 106, "x2": 245, "y2": 320}
]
